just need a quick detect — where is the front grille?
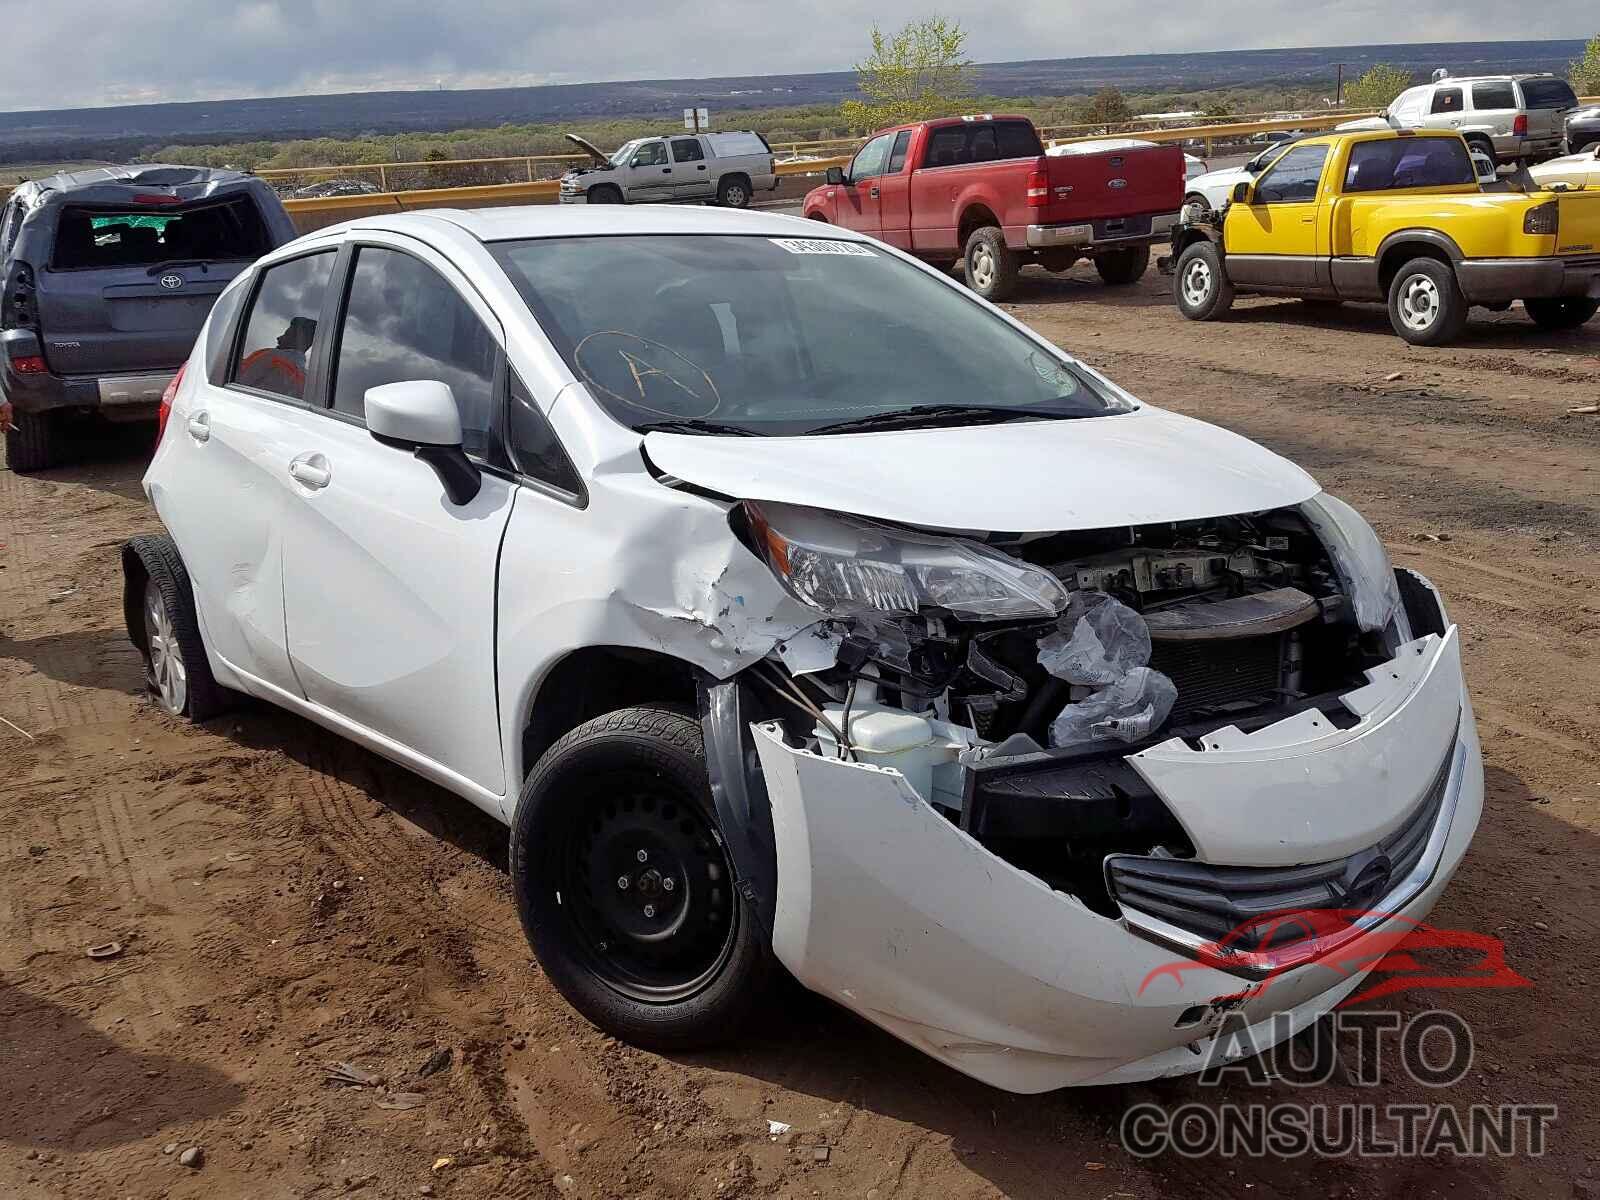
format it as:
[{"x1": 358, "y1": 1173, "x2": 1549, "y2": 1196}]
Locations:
[
  {"x1": 1151, "y1": 633, "x2": 1283, "y2": 724},
  {"x1": 1105, "y1": 729, "x2": 1458, "y2": 952}
]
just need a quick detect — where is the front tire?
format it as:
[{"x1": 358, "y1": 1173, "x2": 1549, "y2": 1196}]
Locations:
[
  {"x1": 1387, "y1": 257, "x2": 1468, "y2": 345},
  {"x1": 1523, "y1": 297, "x2": 1599, "y2": 331},
  {"x1": 4, "y1": 410, "x2": 62, "y2": 473},
  {"x1": 586, "y1": 185, "x2": 623, "y2": 205},
  {"x1": 1094, "y1": 246, "x2": 1150, "y2": 286},
  {"x1": 1173, "y1": 240, "x2": 1234, "y2": 321},
  {"x1": 963, "y1": 226, "x2": 1019, "y2": 301},
  {"x1": 510, "y1": 706, "x2": 770, "y2": 1050},
  {"x1": 125, "y1": 535, "x2": 229, "y2": 721}
]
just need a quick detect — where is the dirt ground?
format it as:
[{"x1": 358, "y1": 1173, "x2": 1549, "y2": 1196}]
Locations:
[{"x1": 2, "y1": 266, "x2": 1598, "y2": 1200}]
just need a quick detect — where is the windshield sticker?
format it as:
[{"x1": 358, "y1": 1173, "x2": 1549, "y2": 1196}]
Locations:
[
  {"x1": 768, "y1": 238, "x2": 877, "y2": 257},
  {"x1": 573, "y1": 331, "x2": 722, "y2": 418}
]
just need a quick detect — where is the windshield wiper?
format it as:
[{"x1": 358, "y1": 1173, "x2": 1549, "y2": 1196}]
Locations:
[
  {"x1": 806, "y1": 404, "x2": 1090, "y2": 435},
  {"x1": 144, "y1": 258, "x2": 215, "y2": 276},
  {"x1": 635, "y1": 418, "x2": 761, "y2": 437}
]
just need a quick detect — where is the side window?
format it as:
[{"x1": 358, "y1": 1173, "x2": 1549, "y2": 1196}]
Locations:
[
  {"x1": 886, "y1": 130, "x2": 913, "y2": 174},
  {"x1": 632, "y1": 141, "x2": 668, "y2": 167},
  {"x1": 994, "y1": 120, "x2": 1044, "y2": 159},
  {"x1": 0, "y1": 200, "x2": 19, "y2": 257},
  {"x1": 506, "y1": 370, "x2": 582, "y2": 496},
  {"x1": 924, "y1": 127, "x2": 967, "y2": 166},
  {"x1": 670, "y1": 138, "x2": 705, "y2": 163},
  {"x1": 230, "y1": 251, "x2": 336, "y2": 401},
  {"x1": 1344, "y1": 138, "x2": 1474, "y2": 192},
  {"x1": 1430, "y1": 88, "x2": 1463, "y2": 115},
  {"x1": 1254, "y1": 144, "x2": 1330, "y2": 203},
  {"x1": 849, "y1": 132, "x2": 895, "y2": 182},
  {"x1": 1471, "y1": 82, "x2": 1516, "y2": 111},
  {"x1": 331, "y1": 247, "x2": 499, "y2": 457},
  {"x1": 1390, "y1": 88, "x2": 1424, "y2": 122},
  {"x1": 968, "y1": 123, "x2": 999, "y2": 162}
]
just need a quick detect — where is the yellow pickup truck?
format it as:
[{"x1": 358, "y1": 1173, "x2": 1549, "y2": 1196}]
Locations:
[{"x1": 1169, "y1": 128, "x2": 1600, "y2": 344}]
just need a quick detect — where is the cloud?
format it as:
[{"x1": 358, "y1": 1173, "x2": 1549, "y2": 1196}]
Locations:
[{"x1": 0, "y1": 0, "x2": 1593, "y2": 111}]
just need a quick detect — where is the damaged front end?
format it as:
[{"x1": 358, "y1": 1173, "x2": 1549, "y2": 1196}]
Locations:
[{"x1": 715, "y1": 497, "x2": 1482, "y2": 1092}]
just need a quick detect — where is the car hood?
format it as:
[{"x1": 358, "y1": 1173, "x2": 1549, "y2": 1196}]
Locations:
[
  {"x1": 564, "y1": 133, "x2": 613, "y2": 167},
  {"x1": 643, "y1": 405, "x2": 1320, "y2": 533},
  {"x1": 1190, "y1": 165, "x2": 1248, "y2": 192}
]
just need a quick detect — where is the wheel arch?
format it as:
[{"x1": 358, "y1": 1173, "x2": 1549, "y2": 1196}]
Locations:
[
  {"x1": 1376, "y1": 230, "x2": 1463, "y2": 294},
  {"x1": 957, "y1": 202, "x2": 1002, "y2": 248}
]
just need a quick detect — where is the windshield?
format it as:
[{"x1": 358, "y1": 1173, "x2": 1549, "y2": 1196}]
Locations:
[
  {"x1": 609, "y1": 140, "x2": 641, "y2": 167},
  {"x1": 490, "y1": 235, "x2": 1131, "y2": 435}
]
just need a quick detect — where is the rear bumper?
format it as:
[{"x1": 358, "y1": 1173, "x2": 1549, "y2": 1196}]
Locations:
[
  {"x1": 2, "y1": 354, "x2": 172, "y2": 415},
  {"x1": 1456, "y1": 255, "x2": 1600, "y2": 303},
  {"x1": 1026, "y1": 211, "x2": 1180, "y2": 251},
  {"x1": 753, "y1": 609, "x2": 1482, "y2": 1093}
]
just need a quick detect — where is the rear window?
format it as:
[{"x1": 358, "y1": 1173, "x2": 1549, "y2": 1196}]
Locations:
[
  {"x1": 1344, "y1": 138, "x2": 1475, "y2": 192},
  {"x1": 1520, "y1": 78, "x2": 1578, "y2": 110},
  {"x1": 1471, "y1": 82, "x2": 1517, "y2": 110},
  {"x1": 922, "y1": 120, "x2": 1042, "y2": 168},
  {"x1": 51, "y1": 196, "x2": 271, "y2": 271},
  {"x1": 705, "y1": 132, "x2": 768, "y2": 157}
]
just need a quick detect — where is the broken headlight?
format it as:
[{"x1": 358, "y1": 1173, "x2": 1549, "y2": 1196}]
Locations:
[
  {"x1": 745, "y1": 501, "x2": 1071, "y2": 621},
  {"x1": 1298, "y1": 493, "x2": 1404, "y2": 634}
]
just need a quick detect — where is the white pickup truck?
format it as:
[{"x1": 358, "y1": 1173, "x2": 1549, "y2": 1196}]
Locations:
[{"x1": 559, "y1": 131, "x2": 778, "y2": 208}]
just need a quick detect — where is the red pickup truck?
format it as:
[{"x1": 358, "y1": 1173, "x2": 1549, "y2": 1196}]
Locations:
[{"x1": 802, "y1": 114, "x2": 1185, "y2": 301}]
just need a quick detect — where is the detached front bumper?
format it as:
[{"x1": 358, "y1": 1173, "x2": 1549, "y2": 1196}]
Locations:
[
  {"x1": 1457, "y1": 255, "x2": 1600, "y2": 303},
  {"x1": 752, "y1": 618, "x2": 1482, "y2": 1094}
]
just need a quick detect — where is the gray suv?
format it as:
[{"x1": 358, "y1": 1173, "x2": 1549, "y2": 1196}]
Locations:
[
  {"x1": 1, "y1": 165, "x2": 295, "y2": 471},
  {"x1": 1340, "y1": 74, "x2": 1579, "y2": 165},
  {"x1": 558, "y1": 131, "x2": 778, "y2": 208}
]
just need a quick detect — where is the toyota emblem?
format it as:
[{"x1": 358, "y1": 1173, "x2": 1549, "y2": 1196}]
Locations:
[{"x1": 159, "y1": 274, "x2": 185, "y2": 290}]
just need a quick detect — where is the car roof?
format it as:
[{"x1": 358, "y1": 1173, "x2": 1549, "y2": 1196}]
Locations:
[
  {"x1": 325, "y1": 204, "x2": 870, "y2": 245},
  {"x1": 19, "y1": 163, "x2": 257, "y2": 194}
]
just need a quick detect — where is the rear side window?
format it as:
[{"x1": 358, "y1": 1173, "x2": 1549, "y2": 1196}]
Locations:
[
  {"x1": 886, "y1": 130, "x2": 913, "y2": 173},
  {"x1": 51, "y1": 197, "x2": 271, "y2": 271},
  {"x1": 1430, "y1": 88, "x2": 1463, "y2": 115},
  {"x1": 670, "y1": 138, "x2": 705, "y2": 163},
  {"x1": 231, "y1": 252, "x2": 336, "y2": 401},
  {"x1": 1254, "y1": 143, "x2": 1330, "y2": 203},
  {"x1": 330, "y1": 247, "x2": 499, "y2": 457},
  {"x1": 1520, "y1": 78, "x2": 1578, "y2": 110},
  {"x1": 1471, "y1": 82, "x2": 1517, "y2": 110},
  {"x1": 1344, "y1": 138, "x2": 1474, "y2": 192},
  {"x1": 921, "y1": 121, "x2": 1041, "y2": 167}
]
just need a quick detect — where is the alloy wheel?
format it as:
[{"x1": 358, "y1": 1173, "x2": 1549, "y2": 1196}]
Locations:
[
  {"x1": 1397, "y1": 273, "x2": 1441, "y2": 332},
  {"x1": 143, "y1": 578, "x2": 188, "y2": 715},
  {"x1": 1182, "y1": 258, "x2": 1213, "y2": 307}
]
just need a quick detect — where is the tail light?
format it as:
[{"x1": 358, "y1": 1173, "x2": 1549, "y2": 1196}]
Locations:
[
  {"x1": 1524, "y1": 200, "x2": 1559, "y2": 236},
  {"x1": 1, "y1": 259, "x2": 38, "y2": 330},
  {"x1": 8, "y1": 354, "x2": 46, "y2": 374},
  {"x1": 1026, "y1": 167, "x2": 1049, "y2": 208},
  {"x1": 1514, "y1": 114, "x2": 1529, "y2": 137},
  {"x1": 157, "y1": 362, "x2": 186, "y2": 444}
]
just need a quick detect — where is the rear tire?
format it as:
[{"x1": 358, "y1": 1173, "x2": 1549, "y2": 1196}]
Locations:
[
  {"x1": 1386, "y1": 257, "x2": 1468, "y2": 345},
  {"x1": 4, "y1": 410, "x2": 62, "y2": 473},
  {"x1": 510, "y1": 706, "x2": 772, "y2": 1050},
  {"x1": 1523, "y1": 297, "x2": 1599, "y2": 331},
  {"x1": 1095, "y1": 246, "x2": 1150, "y2": 286},
  {"x1": 717, "y1": 176, "x2": 752, "y2": 209},
  {"x1": 1173, "y1": 240, "x2": 1234, "y2": 321},
  {"x1": 124, "y1": 534, "x2": 230, "y2": 721},
  {"x1": 1465, "y1": 135, "x2": 1495, "y2": 164},
  {"x1": 963, "y1": 226, "x2": 1019, "y2": 302}
]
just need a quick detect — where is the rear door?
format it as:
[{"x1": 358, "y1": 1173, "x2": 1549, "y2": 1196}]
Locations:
[
  {"x1": 670, "y1": 137, "x2": 714, "y2": 199},
  {"x1": 163, "y1": 246, "x2": 342, "y2": 698},
  {"x1": 278, "y1": 235, "x2": 516, "y2": 797},
  {"x1": 35, "y1": 195, "x2": 274, "y2": 384}
]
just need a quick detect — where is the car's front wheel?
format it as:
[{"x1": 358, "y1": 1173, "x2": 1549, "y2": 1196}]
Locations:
[
  {"x1": 1173, "y1": 240, "x2": 1234, "y2": 320},
  {"x1": 1387, "y1": 258, "x2": 1468, "y2": 345},
  {"x1": 1523, "y1": 297, "x2": 1600, "y2": 331},
  {"x1": 510, "y1": 706, "x2": 771, "y2": 1049}
]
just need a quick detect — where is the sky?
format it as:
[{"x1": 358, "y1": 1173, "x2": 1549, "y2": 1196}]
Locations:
[{"x1": 0, "y1": 0, "x2": 1593, "y2": 110}]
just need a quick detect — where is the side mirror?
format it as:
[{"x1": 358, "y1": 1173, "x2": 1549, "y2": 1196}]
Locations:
[
  {"x1": 1232, "y1": 181, "x2": 1254, "y2": 205},
  {"x1": 366, "y1": 380, "x2": 481, "y2": 506},
  {"x1": 825, "y1": 166, "x2": 845, "y2": 186}
]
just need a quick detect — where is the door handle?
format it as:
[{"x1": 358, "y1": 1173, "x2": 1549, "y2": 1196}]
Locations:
[
  {"x1": 697, "y1": 164, "x2": 707, "y2": 170},
  {"x1": 663, "y1": 168, "x2": 672, "y2": 174},
  {"x1": 186, "y1": 411, "x2": 211, "y2": 442},
  {"x1": 870, "y1": 186, "x2": 880, "y2": 198},
  {"x1": 288, "y1": 453, "x2": 331, "y2": 490}
]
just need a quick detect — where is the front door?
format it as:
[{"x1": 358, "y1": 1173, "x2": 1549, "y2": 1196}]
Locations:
[
  {"x1": 279, "y1": 237, "x2": 515, "y2": 797},
  {"x1": 626, "y1": 140, "x2": 676, "y2": 202},
  {"x1": 1224, "y1": 141, "x2": 1332, "y2": 290},
  {"x1": 874, "y1": 131, "x2": 915, "y2": 250},
  {"x1": 832, "y1": 131, "x2": 896, "y2": 234}
]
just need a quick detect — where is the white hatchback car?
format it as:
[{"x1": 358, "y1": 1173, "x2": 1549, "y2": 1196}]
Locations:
[{"x1": 126, "y1": 205, "x2": 1482, "y2": 1093}]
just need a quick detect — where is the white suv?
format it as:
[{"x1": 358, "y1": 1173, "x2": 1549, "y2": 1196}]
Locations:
[
  {"x1": 127, "y1": 205, "x2": 1482, "y2": 1093},
  {"x1": 1339, "y1": 74, "x2": 1578, "y2": 164}
]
